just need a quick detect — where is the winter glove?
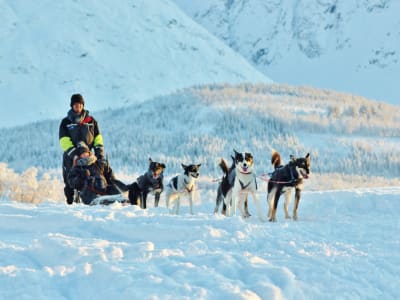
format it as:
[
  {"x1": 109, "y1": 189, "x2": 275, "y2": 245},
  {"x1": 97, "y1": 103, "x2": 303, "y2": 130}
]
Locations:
[
  {"x1": 86, "y1": 175, "x2": 107, "y2": 194},
  {"x1": 94, "y1": 146, "x2": 105, "y2": 160},
  {"x1": 97, "y1": 158, "x2": 108, "y2": 168},
  {"x1": 94, "y1": 176, "x2": 107, "y2": 192}
]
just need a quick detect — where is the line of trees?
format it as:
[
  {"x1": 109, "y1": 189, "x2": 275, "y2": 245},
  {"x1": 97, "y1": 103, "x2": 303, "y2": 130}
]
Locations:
[{"x1": 0, "y1": 83, "x2": 399, "y2": 179}]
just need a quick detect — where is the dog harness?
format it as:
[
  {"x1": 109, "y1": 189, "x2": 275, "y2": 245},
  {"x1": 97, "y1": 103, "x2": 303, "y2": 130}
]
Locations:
[
  {"x1": 239, "y1": 180, "x2": 251, "y2": 190},
  {"x1": 183, "y1": 178, "x2": 194, "y2": 193}
]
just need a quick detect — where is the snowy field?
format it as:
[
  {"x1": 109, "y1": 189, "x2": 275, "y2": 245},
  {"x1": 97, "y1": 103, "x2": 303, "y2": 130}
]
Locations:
[{"x1": 1, "y1": 187, "x2": 399, "y2": 299}]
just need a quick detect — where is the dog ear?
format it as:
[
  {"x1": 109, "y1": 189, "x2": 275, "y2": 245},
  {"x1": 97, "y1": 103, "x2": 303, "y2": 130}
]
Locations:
[
  {"x1": 181, "y1": 163, "x2": 187, "y2": 169},
  {"x1": 245, "y1": 152, "x2": 253, "y2": 160},
  {"x1": 149, "y1": 157, "x2": 153, "y2": 163},
  {"x1": 305, "y1": 153, "x2": 310, "y2": 158},
  {"x1": 197, "y1": 164, "x2": 201, "y2": 168},
  {"x1": 290, "y1": 154, "x2": 296, "y2": 161},
  {"x1": 233, "y1": 149, "x2": 240, "y2": 156},
  {"x1": 161, "y1": 163, "x2": 166, "y2": 169}
]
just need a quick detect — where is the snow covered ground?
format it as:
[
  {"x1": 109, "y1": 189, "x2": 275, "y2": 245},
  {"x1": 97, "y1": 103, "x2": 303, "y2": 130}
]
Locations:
[{"x1": 1, "y1": 187, "x2": 399, "y2": 299}]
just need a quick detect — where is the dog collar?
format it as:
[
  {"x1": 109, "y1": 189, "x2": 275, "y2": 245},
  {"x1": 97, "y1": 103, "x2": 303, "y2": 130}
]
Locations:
[{"x1": 239, "y1": 170, "x2": 252, "y2": 175}]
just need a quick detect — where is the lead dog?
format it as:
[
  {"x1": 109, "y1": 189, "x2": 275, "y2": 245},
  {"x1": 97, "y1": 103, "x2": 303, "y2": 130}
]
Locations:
[
  {"x1": 267, "y1": 151, "x2": 311, "y2": 222},
  {"x1": 165, "y1": 163, "x2": 201, "y2": 215},
  {"x1": 216, "y1": 150, "x2": 264, "y2": 221}
]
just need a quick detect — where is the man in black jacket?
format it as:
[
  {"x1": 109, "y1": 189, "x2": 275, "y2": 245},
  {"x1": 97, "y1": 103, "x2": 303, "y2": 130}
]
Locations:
[{"x1": 59, "y1": 94, "x2": 105, "y2": 204}]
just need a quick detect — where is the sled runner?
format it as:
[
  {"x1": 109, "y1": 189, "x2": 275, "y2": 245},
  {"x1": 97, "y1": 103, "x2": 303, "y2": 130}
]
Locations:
[
  {"x1": 73, "y1": 188, "x2": 127, "y2": 205},
  {"x1": 89, "y1": 194, "x2": 129, "y2": 205}
]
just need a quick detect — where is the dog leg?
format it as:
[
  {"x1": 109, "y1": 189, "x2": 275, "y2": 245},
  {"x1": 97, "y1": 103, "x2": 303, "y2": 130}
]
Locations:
[
  {"x1": 232, "y1": 196, "x2": 237, "y2": 217},
  {"x1": 244, "y1": 196, "x2": 251, "y2": 217},
  {"x1": 129, "y1": 184, "x2": 139, "y2": 206},
  {"x1": 283, "y1": 189, "x2": 292, "y2": 219},
  {"x1": 169, "y1": 194, "x2": 179, "y2": 215},
  {"x1": 251, "y1": 191, "x2": 264, "y2": 221},
  {"x1": 224, "y1": 190, "x2": 232, "y2": 217},
  {"x1": 175, "y1": 197, "x2": 180, "y2": 215},
  {"x1": 224, "y1": 198, "x2": 230, "y2": 216},
  {"x1": 237, "y1": 193, "x2": 247, "y2": 218},
  {"x1": 214, "y1": 185, "x2": 223, "y2": 214},
  {"x1": 267, "y1": 186, "x2": 276, "y2": 220},
  {"x1": 271, "y1": 187, "x2": 283, "y2": 222},
  {"x1": 165, "y1": 190, "x2": 171, "y2": 209},
  {"x1": 268, "y1": 186, "x2": 281, "y2": 222},
  {"x1": 154, "y1": 193, "x2": 160, "y2": 207},
  {"x1": 231, "y1": 186, "x2": 241, "y2": 217},
  {"x1": 189, "y1": 192, "x2": 194, "y2": 215},
  {"x1": 293, "y1": 188, "x2": 301, "y2": 221},
  {"x1": 141, "y1": 192, "x2": 148, "y2": 209},
  {"x1": 221, "y1": 202, "x2": 227, "y2": 216}
]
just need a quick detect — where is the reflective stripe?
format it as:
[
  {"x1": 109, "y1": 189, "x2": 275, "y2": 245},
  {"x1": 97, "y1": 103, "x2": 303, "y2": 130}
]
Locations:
[
  {"x1": 67, "y1": 147, "x2": 76, "y2": 156},
  {"x1": 60, "y1": 136, "x2": 74, "y2": 152},
  {"x1": 93, "y1": 134, "x2": 103, "y2": 147}
]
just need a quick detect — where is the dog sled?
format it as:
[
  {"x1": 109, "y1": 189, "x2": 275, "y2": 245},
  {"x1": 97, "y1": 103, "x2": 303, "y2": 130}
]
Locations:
[{"x1": 73, "y1": 189, "x2": 128, "y2": 205}]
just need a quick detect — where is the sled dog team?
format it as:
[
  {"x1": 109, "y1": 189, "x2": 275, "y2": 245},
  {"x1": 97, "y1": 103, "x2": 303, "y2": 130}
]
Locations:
[
  {"x1": 114, "y1": 149, "x2": 310, "y2": 222},
  {"x1": 60, "y1": 94, "x2": 311, "y2": 221}
]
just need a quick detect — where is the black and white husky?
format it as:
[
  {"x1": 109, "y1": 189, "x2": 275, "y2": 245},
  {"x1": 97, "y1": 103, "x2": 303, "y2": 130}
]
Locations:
[
  {"x1": 214, "y1": 157, "x2": 250, "y2": 216},
  {"x1": 267, "y1": 151, "x2": 311, "y2": 222},
  {"x1": 165, "y1": 164, "x2": 201, "y2": 215},
  {"x1": 215, "y1": 150, "x2": 264, "y2": 221}
]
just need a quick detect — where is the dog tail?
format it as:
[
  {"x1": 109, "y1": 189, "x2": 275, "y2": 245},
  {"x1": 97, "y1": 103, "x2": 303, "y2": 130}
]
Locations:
[
  {"x1": 219, "y1": 158, "x2": 229, "y2": 175},
  {"x1": 271, "y1": 151, "x2": 282, "y2": 169}
]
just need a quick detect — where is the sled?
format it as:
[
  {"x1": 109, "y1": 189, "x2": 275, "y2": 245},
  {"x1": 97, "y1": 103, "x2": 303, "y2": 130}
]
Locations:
[{"x1": 89, "y1": 194, "x2": 129, "y2": 206}]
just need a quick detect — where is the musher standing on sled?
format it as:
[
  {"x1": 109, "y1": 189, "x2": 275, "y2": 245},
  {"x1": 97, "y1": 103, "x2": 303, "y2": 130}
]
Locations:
[{"x1": 59, "y1": 94, "x2": 105, "y2": 204}]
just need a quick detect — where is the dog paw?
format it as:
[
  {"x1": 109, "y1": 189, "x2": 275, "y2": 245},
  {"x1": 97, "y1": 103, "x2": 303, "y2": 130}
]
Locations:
[
  {"x1": 285, "y1": 215, "x2": 291, "y2": 219},
  {"x1": 243, "y1": 212, "x2": 251, "y2": 218}
]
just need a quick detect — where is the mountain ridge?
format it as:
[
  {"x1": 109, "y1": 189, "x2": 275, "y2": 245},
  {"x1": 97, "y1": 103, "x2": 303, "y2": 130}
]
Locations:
[
  {"x1": 172, "y1": 0, "x2": 400, "y2": 104},
  {"x1": 0, "y1": 0, "x2": 270, "y2": 128}
]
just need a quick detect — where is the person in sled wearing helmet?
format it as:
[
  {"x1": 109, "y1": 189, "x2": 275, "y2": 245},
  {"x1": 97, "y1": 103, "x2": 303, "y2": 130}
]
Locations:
[{"x1": 59, "y1": 94, "x2": 105, "y2": 204}]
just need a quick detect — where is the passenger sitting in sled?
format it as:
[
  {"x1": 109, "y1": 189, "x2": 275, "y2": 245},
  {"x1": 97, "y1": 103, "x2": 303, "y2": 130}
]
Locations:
[{"x1": 67, "y1": 142, "x2": 125, "y2": 205}]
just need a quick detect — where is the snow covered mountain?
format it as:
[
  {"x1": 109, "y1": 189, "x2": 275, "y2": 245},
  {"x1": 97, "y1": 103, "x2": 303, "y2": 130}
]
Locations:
[
  {"x1": 172, "y1": 0, "x2": 400, "y2": 105},
  {"x1": 0, "y1": 0, "x2": 270, "y2": 128}
]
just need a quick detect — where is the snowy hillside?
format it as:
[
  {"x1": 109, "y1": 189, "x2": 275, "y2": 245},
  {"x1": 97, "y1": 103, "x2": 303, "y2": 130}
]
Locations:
[
  {"x1": 173, "y1": 0, "x2": 400, "y2": 105},
  {"x1": 0, "y1": 0, "x2": 269, "y2": 128},
  {"x1": 1, "y1": 187, "x2": 399, "y2": 299}
]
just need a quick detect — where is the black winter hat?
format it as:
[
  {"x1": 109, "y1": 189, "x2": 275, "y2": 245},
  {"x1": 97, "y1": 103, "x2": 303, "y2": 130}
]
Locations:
[{"x1": 70, "y1": 94, "x2": 85, "y2": 107}]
